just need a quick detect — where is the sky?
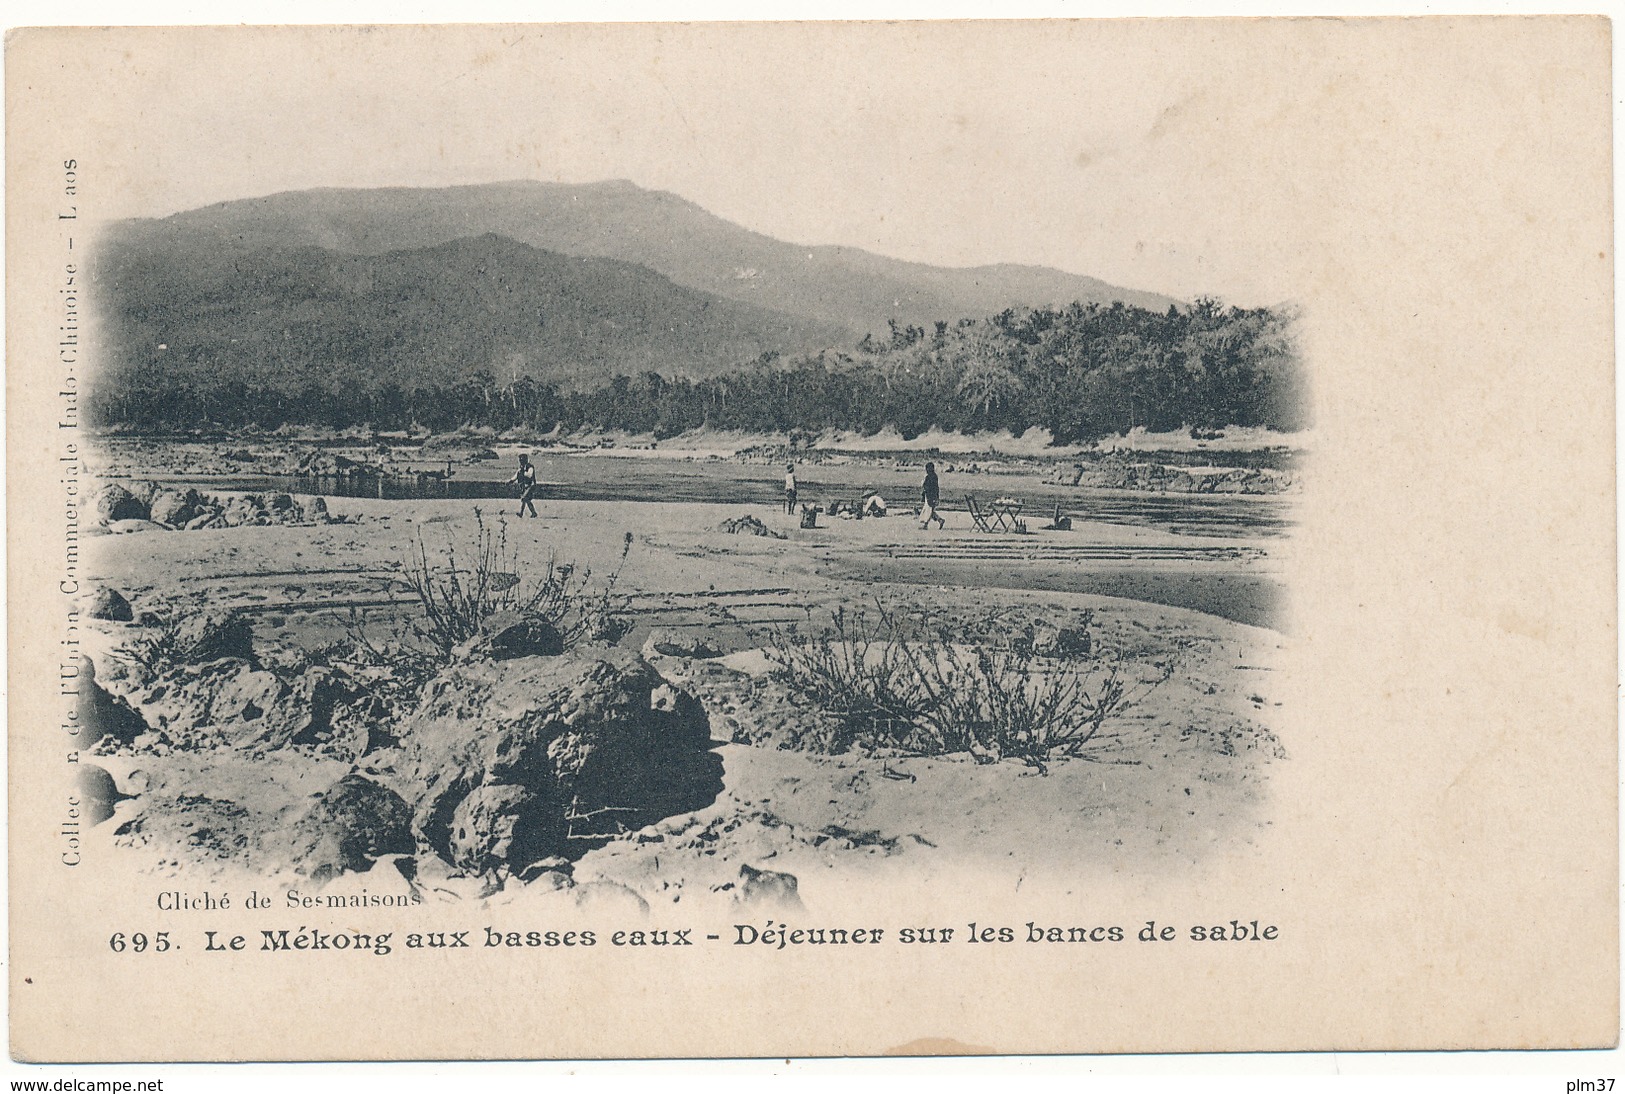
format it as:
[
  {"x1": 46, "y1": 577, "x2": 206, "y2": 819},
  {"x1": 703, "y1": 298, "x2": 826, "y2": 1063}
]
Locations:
[
  {"x1": 10, "y1": 18, "x2": 1375, "y2": 306},
  {"x1": 10, "y1": 9, "x2": 1608, "y2": 311}
]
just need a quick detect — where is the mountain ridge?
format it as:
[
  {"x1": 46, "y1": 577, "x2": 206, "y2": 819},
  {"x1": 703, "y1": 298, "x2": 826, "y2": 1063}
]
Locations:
[{"x1": 103, "y1": 179, "x2": 1179, "y2": 337}]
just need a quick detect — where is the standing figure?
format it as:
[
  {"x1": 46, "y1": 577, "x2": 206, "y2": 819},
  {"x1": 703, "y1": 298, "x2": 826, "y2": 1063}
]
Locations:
[
  {"x1": 920, "y1": 461, "x2": 946, "y2": 529},
  {"x1": 510, "y1": 453, "x2": 539, "y2": 518},
  {"x1": 784, "y1": 463, "x2": 798, "y2": 516}
]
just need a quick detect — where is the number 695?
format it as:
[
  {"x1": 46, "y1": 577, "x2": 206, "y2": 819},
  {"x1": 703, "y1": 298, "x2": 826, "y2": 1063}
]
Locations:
[{"x1": 108, "y1": 932, "x2": 171, "y2": 953}]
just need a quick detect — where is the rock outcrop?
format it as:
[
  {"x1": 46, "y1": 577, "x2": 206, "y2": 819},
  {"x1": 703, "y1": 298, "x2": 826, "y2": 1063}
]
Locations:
[
  {"x1": 89, "y1": 481, "x2": 341, "y2": 533},
  {"x1": 287, "y1": 775, "x2": 416, "y2": 882},
  {"x1": 128, "y1": 659, "x2": 375, "y2": 755},
  {"x1": 1056, "y1": 459, "x2": 1295, "y2": 495},
  {"x1": 399, "y1": 648, "x2": 718, "y2": 873}
]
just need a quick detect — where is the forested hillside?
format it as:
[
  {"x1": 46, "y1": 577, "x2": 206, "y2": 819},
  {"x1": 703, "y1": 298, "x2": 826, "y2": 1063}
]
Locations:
[
  {"x1": 89, "y1": 231, "x2": 850, "y2": 413},
  {"x1": 90, "y1": 296, "x2": 1306, "y2": 443}
]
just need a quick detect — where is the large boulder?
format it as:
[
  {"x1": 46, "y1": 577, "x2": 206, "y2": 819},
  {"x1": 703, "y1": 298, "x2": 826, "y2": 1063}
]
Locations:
[
  {"x1": 220, "y1": 495, "x2": 269, "y2": 527},
  {"x1": 400, "y1": 648, "x2": 718, "y2": 873},
  {"x1": 148, "y1": 489, "x2": 201, "y2": 526},
  {"x1": 447, "y1": 784, "x2": 560, "y2": 874},
  {"x1": 286, "y1": 775, "x2": 415, "y2": 882},
  {"x1": 92, "y1": 484, "x2": 148, "y2": 525},
  {"x1": 126, "y1": 481, "x2": 164, "y2": 508},
  {"x1": 76, "y1": 765, "x2": 131, "y2": 826},
  {"x1": 226, "y1": 666, "x2": 371, "y2": 751}
]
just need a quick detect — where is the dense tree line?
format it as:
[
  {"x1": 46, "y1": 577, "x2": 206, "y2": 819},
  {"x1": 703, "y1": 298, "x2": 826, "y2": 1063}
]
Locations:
[{"x1": 88, "y1": 299, "x2": 1307, "y2": 442}]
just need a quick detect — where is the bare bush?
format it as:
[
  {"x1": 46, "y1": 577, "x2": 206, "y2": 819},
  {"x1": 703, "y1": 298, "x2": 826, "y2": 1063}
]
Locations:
[
  {"x1": 334, "y1": 609, "x2": 450, "y2": 714},
  {"x1": 763, "y1": 602, "x2": 1164, "y2": 770},
  {"x1": 275, "y1": 515, "x2": 631, "y2": 721},
  {"x1": 398, "y1": 509, "x2": 631, "y2": 657}
]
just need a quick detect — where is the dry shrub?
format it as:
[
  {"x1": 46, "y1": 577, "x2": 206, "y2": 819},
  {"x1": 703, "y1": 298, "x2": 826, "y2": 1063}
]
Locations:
[
  {"x1": 763, "y1": 602, "x2": 1165, "y2": 770},
  {"x1": 320, "y1": 511, "x2": 632, "y2": 715},
  {"x1": 399, "y1": 508, "x2": 630, "y2": 657}
]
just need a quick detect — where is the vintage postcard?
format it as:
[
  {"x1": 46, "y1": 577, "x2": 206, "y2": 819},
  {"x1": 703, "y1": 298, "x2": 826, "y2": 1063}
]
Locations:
[{"x1": 5, "y1": 18, "x2": 1616, "y2": 1061}]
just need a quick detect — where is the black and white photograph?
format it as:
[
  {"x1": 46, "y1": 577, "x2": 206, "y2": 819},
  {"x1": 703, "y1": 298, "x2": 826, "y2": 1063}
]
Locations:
[
  {"x1": 6, "y1": 16, "x2": 1615, "y2": 1065},
  {"x1": 68, "y1": 47, "x2": 1304, "y2": 907}
]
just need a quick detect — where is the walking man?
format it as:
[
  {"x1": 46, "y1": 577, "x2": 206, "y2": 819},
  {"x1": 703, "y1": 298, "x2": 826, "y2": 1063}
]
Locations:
[
  {"x1": 511, "y1": 453, "x2": 539, "y2": 518},
  {"x1": 784, "y1": 463, "x2": 798, "y2": 516},
  {"x1": 920, "y1": 461, "x2": 946, "y2": 529}
]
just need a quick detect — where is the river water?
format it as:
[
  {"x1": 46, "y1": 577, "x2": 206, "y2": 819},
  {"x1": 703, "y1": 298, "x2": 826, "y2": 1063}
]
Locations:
[{"x1": 162, "y1": 453, "x2": 1294, "y2": 541}]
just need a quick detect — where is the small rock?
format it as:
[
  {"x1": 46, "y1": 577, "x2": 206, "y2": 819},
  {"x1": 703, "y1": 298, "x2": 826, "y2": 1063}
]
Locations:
[
  {"x1": 570, "y1": 881, "x2": 650, "y2": 916},
  {"x1": 1033, "y1": 624, "x2": 1092, "y2": 659},
  {"x1": 77, "y1": 657, "x2": 148, "y2": 746},
  {"x1": 86, "y1": 586, "x2": 133, "y2": 622},
  {"x1": 643, "y1": 628, "x2": 723, "y2": 660},
  {"x1": 320, "y1": 854, "x2": 421, "y2": 905},
  {"x1": 717, "y1": 515, "x2": 786, "y2": 539},
  {"x1": 76, "y1": 764, "x2": 132, "y2": 826},
  {"x1": 452, "y1": 611, "x2": 565, "y2": 662},
  {"x1": 524, "y1": 869, "x2": 574, "y2": 893},
  {"x1": 735, "y1": 863, "x2": 804, "y2": 911}
]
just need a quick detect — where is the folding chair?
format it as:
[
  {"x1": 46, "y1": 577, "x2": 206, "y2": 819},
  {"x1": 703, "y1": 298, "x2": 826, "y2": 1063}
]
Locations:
[{"x1": 964, "y1": 495, "x2": 994, "y2": 533}]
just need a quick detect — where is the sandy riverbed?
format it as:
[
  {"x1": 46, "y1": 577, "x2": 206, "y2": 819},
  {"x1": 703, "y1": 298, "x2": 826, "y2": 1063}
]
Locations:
[{"x1": 77, "y1": 481, "x2": 1293, "y2": 913}]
